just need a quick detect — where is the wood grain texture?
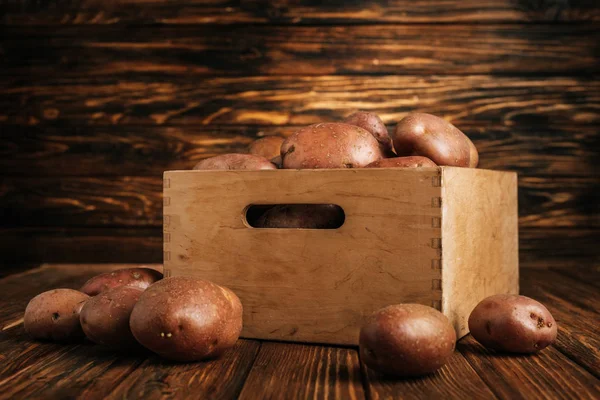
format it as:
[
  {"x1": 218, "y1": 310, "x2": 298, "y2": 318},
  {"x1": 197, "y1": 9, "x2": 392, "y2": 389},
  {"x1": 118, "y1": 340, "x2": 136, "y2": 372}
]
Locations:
[
  {"x1": 165, "y1": 168, "x2": 441, "y2": 344},
  {"x1": 2, "y1": 176, "x2": 596, "y2": 229},
  {"x1": 106, "y1": 340, "x2": 260, "y2": 400},
  {"x1": 441, "y1": 167, "x2": 519, "y2": 338},
  {"x1": 458, "y1": 335, "x2": 600, "y2": 399},
  {"x1": 239, "y1": 342, "x2": 365, "y2": 399},
  {"x1": 0, "y1": 228, "x2": 163, "y2": 264},
  {"x1": 2, "y1": 123, "x2": 598, "y2": 177},
  {"x1": 3, "y1": 24, "x2": 598, "y2": 76},
  {"x1": 519, "y1": 229, "x2": 600, "y2": 269},
  {"x1": 2, "y1": 0, "x2": 599, "y2": 25},
  {"x1": 2, "y1": 76, "x2": 598, "y2": 127},
  {"x1": 520, "y1": 269, "x2": 600, "y2": 378},
  {"x1": 362, "y1": 351, "x2": 498, "y2": 400}
]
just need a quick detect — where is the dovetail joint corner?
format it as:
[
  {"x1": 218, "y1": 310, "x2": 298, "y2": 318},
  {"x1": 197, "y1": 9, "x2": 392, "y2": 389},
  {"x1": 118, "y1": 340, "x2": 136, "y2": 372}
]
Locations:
[
  {"x1": 432, "y1": 176, "x2": 442, "y2": 187},
  {"x1": 164, "y1": 268, "x2": 172, "y2": 278},
  {"x1": 431, "y1": 279, "x2": 442, "y2": 291},
  {"x1": 431, "y1": 238, "x2": 442, "y2": 249},
  {"x1": 164, "y1": 215, "x2": 170, "y2": 227},
  {"x1": 431, "y1": 300, "x2": 442, "y2": 311},
  {"x1": 163, "y1": 232, "x2": 171, "y2": 243},
  {"x1": 431, "y1": 197, "x2": 442, "y2": 208},
  {"x1": 163, "y1": 251, "x2": 171, "y2": 262},
  {"x1": 432, "y1": 217, "x2": 441, "y2": 228},
  {"x1": 431, "y1": 259, "x2": 441, "y2": 270},
  {"x1": 164, "y1": 197, "x2": 171, "y2": 207},
  {"x1": 163, "y1": 178, "x2": 171, "y2": 189}
]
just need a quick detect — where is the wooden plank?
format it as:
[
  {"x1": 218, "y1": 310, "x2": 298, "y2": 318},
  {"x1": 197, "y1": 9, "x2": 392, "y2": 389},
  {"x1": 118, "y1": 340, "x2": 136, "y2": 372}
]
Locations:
[
  {"x1": 165, "y1": 168, "x2": 442, "y2": 345},
  {"x1": 104, "y1": 340, "x2": 260, "y2": 399},
  {"x1": 2, "y1": 75, "x2": 598, "y2": 127},
  {"x1": 3, "y1": 24, "x2": 598, "y2": 77},
  {"x1": 441, "y1": 167, "x2": 519, "y2": 338},
  {"x1": 1, "y1": 123, "x2": 597, "y2": 177},
  {"x1": 519, "y1": 229, "x2": 600, "y2": 269},
  {"x1": 520, "y1": 268, "x2": 600, "y2": 378},
  {"x1": 1, "y1": 176, "x2": 596, "y2": 229},
  {"x1": 239, "y1": 342, "x2": 365, "y2": 399},
  {"x1": 362, "y1": 351, "x2": 498, "y2": 400},
  {"x1": 458, "y1": 335, "x2": 600, "y2": 399},
  {"x1": 0, "y1": 228, "x2": 163, "y2": 264},
  {"x1": 2, "y1": 0, "x2": 598, "y2": 25},
  {"x1": 551, "y1": 266, "x2": 600, "y2": 289}
]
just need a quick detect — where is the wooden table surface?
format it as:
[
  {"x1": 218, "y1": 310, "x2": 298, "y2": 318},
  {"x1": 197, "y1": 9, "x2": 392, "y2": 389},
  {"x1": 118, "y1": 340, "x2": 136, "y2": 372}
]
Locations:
[{"x1": 0, "y1": 264, "x2": 598, "y2": 399}]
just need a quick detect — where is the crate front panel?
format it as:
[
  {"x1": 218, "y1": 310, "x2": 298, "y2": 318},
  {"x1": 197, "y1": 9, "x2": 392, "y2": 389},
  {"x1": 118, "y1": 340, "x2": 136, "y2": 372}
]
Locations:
[{"x1": 164, "y1": 169, "x2": 442, "y2": 345}]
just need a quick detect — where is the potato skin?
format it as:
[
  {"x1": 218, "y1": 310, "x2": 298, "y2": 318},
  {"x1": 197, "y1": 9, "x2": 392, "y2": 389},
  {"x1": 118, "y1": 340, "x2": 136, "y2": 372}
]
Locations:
[
  {"x1": 393, "y1": 113, "x2": 478, "y2": 167},
  {"x1": 24, "y1": 289, "x2": 90, "y2": 342},
  {"x1": 365, "y1": 156, "x2": 437, "y2": 168},
  {"x1": 359, "y1": 304, "x2": 456, "y2": 377},
  {"x1": 80, "y1": 286, "x2": 143, "y2": 347},
  {"x1": 281, "y1": 123, "x2": 384, "y2": 169},
  {"x1": 343, "y1": 111, "x2": 394, "y2": 155},
  {"x1": 193, "y1": 154, "x2": 276, "y2": 170},
  {"x1": 129, "y1": 277, "x2": 243, "y2": 362},
  {"x1": 468, "y1": 294, "x2": 557, "y2": 353},
  {"x1": 253, "y1": 204, "x2": 344, "y2": 229},
  {"x1": 80, "y1": 268, "x2": 162, "y2": 296},
  {"x1": 248, "y1": 136, "x2": 285, "y2": 160}
]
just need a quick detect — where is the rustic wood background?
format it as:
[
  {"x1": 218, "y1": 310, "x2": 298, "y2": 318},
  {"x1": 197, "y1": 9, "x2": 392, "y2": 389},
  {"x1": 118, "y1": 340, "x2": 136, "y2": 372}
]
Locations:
[{"x1": 1, "y1": 0, "x2": 598, "y2": 269}]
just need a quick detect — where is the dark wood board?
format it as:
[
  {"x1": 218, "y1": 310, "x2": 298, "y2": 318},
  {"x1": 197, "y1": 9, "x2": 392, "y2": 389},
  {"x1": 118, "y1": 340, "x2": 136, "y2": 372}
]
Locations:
[
  {"x1": 3, "y1": 24, "x2": 598, "y2": 77},
  {"x1": 520, "y1": 269, "x2": 600, "y2": 378},
  {"x1": 1, "y1": 264, "x2": 599, "y2": 399},
  {"x1": 361, "y1": 350, "x2": 498, "y2": 399},
  {"x1": 2, "y1": 0, "x2": 599, "y2": 25},
  {"x1": 1, "y1": 176, "x2": 596, "y2": 229},
  {"x1": 2, "y1": 76, "x2": 598, "y2": 127},
  {"x1": 238, "y1": 342, "x2": 365, "y2": 399},
  {"x1": 1, "y1": 123, "x2": 598, "y2": 177}
]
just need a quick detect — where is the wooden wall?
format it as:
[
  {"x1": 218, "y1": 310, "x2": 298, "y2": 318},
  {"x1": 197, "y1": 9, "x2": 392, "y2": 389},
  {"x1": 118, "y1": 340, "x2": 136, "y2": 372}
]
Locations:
[{"x1": 1, "y1": 0, "x2": 599, "y2": 269}]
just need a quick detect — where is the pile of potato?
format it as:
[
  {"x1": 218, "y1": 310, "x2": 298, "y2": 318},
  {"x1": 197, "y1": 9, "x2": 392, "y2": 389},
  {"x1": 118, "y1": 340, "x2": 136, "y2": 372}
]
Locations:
[
  {"x1": 193, "y1": 111, "x2": 478, "y2": 171},
  {"x1": 23, "y1": 111, "x2": 558, "y2": 376},
  {"x1": 24, "y1": 268, "x2": 243, "y2": 362},
  {"x1": 24, "y1": 267, "x2": 557, "y2": 375}
]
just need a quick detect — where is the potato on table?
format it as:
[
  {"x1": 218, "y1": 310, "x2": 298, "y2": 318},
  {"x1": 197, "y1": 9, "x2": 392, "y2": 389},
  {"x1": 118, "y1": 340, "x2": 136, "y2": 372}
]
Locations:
[
  {"x1": 80, "y1": 267, "x2": 162, "y2": 296},
  {"x1": 80, "y1": 286, "x2": 144, "y2": 347},
  {"x1": 469, "y1": 294, "x2": 557, "y2": 353},
  {"x1": 359, "y1": 304, "x2": 456, "y2": 377},
  {"x1": 24, "y1": 289, "x2": 90, "y2": 342},
  {"x1": 129, "y1": 277, "x2": 243, "y2": 362},
  {"x1": 281, "y1": 123, "x2": 384, "y2": 169}
]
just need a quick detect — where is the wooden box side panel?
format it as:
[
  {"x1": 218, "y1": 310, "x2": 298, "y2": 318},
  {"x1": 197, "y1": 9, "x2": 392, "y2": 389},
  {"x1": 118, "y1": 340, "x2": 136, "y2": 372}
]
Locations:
[
  {"x1": 441, "y1": 167, "x2": 519, "y2": 338},
  {"x1": 164, "y1": 169, "x2": 442, "y2": 345}
]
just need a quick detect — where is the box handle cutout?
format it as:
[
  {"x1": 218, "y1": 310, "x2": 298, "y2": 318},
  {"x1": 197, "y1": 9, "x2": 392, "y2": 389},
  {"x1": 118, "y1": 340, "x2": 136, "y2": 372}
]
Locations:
[{"x1": 245, "y1": 204, "x2": 345, "y2": 229}]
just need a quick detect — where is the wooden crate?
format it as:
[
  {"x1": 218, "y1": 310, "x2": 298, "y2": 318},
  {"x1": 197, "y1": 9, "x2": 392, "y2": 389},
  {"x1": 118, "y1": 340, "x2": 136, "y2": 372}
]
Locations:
[{"x1": 163, "y1": 167, "x2": 518, "y2": 346}]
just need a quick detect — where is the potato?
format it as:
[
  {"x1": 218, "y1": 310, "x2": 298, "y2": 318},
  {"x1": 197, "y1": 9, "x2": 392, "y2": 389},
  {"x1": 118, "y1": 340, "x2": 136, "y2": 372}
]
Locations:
[
  {"x1": 193, "y1": 154, "x2": 276, "y2": 170},
  {"x1": 253, "y1": 204, "x2": 344, "y2": 229},
  {"x1": 393, "y1": 113, "x2": 478, "y2": 167},
  {"x1": 24, "y1": 289, "x2": 90, "y2": 342},
  {"x1": 80, "y1": 267, "x2": 162, "y2": 296},
  {"x1": 359, "y1": 304, "x2": 456, "y2": 377},
  {"x1": 129, "y1": 277, "x2": 243, "y2": 362},
  {"x1": 80, "y1": 286, "x2": 143, "y2": 347},
  {"x1": 281, "y1": 123, "x2": 384, "y2": 169},
  {"x1": 248, "y1": 136, "x2": 285, "y2": 160},
  {"x1": 468, "y1": 294, "x2": 557, "y2": 353},
  {"x1": 365, "y1": 156, "x2": 437, "y2": 168},
  {"x1": 270, "y1": 155, "x2": 283, "y2": 169},
  {"x1": 343, "y1": 111, "x2": 394, "y2": 155}
]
